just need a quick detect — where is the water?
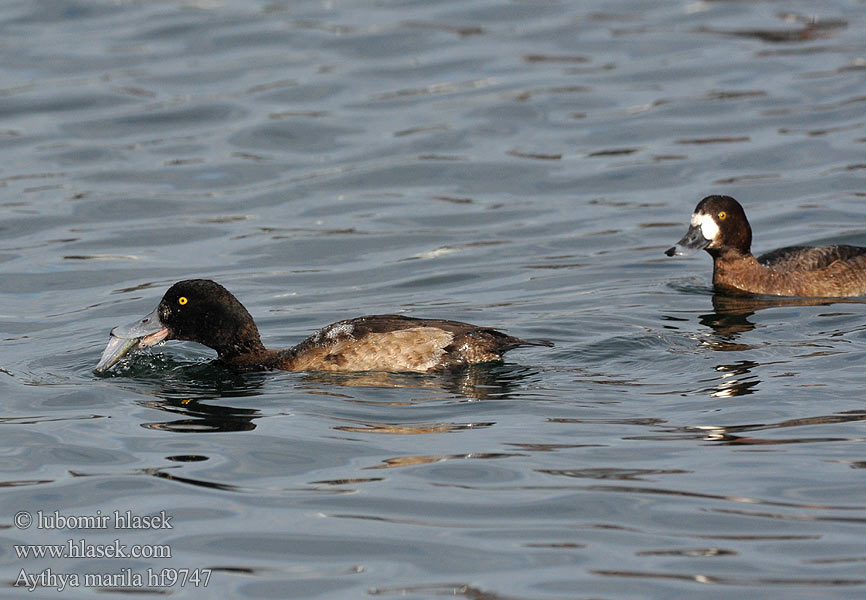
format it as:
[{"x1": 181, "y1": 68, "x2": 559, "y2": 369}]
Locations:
[{"x1": 2, "y1": 0, "x2": 866, "y2": 597}]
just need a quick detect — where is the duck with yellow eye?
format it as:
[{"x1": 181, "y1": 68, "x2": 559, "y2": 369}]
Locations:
[
  {"x1": 95, "y1": 279, "x2": 553, "y2": 374},
  {"x1": 666, "y1": 195, "x2": 866, "y2": 297}
]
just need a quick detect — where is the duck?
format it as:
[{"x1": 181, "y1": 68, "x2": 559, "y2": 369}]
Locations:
[
  {"x1": 665, "y1": 195, "x2": 866, "y2": 297},
  {"x1": 94, "y1": 279, "x2": 552, "y2": 374}
]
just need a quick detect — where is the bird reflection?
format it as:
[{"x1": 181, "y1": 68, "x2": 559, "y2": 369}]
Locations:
[
  {"x1": 119, "y1": 362, "x2": 535, "y2": 433},
  {"x1": 108, "y1": 361, "x2": 268, "y2": 433},
  {"x1": 687, "y1": 411, "x2": 866, "y2": 446},
  {"x1": 139, "y1": 397, "x2": 260, "y2": 433},
  {"x1": 299, "y1": 363, "x2": 538, "y2": 403},
  {"x1": 708, "y1": 360, "x2": 760, "y2": 398},
  {"x1": 702, "y1": 293, "x2": 866, "y2": 339},
  {"x1": 698, "y1": 294, "x2": 760, "y2": 341},
  {"x1": 694, "y1": 293, "x2": 866, "y2": 398}
]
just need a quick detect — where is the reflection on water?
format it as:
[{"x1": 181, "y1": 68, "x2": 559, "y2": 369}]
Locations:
[
  {"x1": 104, "y1": 353, "x2": 269, "y2": 398},
  {"x1": 701, "y1": 293, "x2": 866, "y2": 343},
  {"x1": 699, "y1": 297, "x2": 759, "y2": 343},
  {"x1": 369, "y1": 583, "x2": 513, "y2": 599},
  {"x1": 105, "y1": 356, "x2": 271, "y2": 431},
  {"x1": 539, "y1": 467, "x2": 690, "y2": 481},
  {"x1": 710, "y1": 294, "x2": 866, "y2": 314},
  {"x1": 634, "y1": 411, "x2": 866, "y2": 448},
  {"x1": 685, "y1": 293, "x2": 866, "y2": 398},
  {"x1": 707, "y1": 360, "x2": 760, "y2": 398},
  {"x1": 692, "y1": 411, "x2": 866, "y2": 446},
  {"x1": 140, "y1": 467, "x2": 244, "y2": 493},
  {"x1": 300, "y1": 364, "x2": 542, "y2": 402},
  {"x1": 139, "y1": 397, "x2": 260, "y2": 433},
  {"x1": 366, "y1": 452, "x2": 523, "y2": 470},
  {"x1": 592, "y1": 569, "x2": 866, "y2": 587},
  {"x1": 117, "y1": 361, "x2": 542, "y2": 433},
  {"x1": 698, "y1": 14, "x2": 848, "y2": 44},
  {"x1": 332, "y1": 419, "x2": 495, "y2": 435},
  {"x1": 636, "y1": 548, "x2": 736, "y2": 557}
]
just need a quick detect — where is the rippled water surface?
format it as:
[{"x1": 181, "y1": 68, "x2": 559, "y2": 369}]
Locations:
[{"x1": 3, "y1": 0, "x2": 866, "y2": 597}]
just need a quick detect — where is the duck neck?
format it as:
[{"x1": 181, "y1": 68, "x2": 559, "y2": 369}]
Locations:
[
  {"x1": 217, "y1": 346, "x2": 285, "y2": 370},
  {"x1": 212, "y1": 331, "x2": 267, "y2": 362},
  {"x1": 707, "y1": 246, "x2": 752, "y2": 261},
  {"x1": 711, "y1": 249, "x2": 766, "y2": 294}
]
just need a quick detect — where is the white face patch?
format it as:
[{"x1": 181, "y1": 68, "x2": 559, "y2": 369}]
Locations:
[{"x1": 691, "y1": 212, "x2": 720, "y2": 243}]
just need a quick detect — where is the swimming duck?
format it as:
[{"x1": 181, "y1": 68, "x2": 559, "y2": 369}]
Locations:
[
  {"x1": 666, "y1": 195, "x2": 866, "y2": 297},
  {"x1": 94, "y1": 279, "x2": 552, "y2": 374}
]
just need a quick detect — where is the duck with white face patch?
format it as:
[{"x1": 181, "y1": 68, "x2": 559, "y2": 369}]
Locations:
[{"x1": 665, "y1": 195, "x2": 866, "y2": 297}]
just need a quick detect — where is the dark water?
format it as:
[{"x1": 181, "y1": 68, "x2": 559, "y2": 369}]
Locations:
[{"x1": 2, "y1": 0, "x2": 866, "y2": 597}]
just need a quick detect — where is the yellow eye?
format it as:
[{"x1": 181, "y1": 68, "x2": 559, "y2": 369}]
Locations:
[
  {"x1": 718, "y1": 211, "x2": 727, "y2": 220},
  {"x1": 178, "y1": 296, "x2": 188, "y2": 306}
]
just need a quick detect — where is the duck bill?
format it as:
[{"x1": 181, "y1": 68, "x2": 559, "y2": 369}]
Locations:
[
  {"x1": 665, "y1": 224, "x2": 710, "y2": 257},
  {"x1": 94, "y1": 307, "x2": 170, "y2": 373}
]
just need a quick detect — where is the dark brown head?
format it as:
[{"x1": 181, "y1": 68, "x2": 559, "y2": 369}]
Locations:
[
  {"x1": 95, "y1": 279, "x2": 267, "y2": 373},
  {"x1": 665, "y1": 195, "x2": 752, "y2": 257},
  {"x1": 156, "y1": 279, "x2": 264, "y2": 359}
]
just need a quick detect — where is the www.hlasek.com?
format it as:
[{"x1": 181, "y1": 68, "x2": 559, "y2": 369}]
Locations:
[
  {"x1": 16, "y1": 538, "x2": 171, "y2": 559},
  {"x1": 13, "y1": 510, "x2": 211, "y2": 591}
]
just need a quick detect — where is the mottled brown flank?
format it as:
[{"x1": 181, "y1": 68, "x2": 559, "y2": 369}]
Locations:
[
  {"x1": 272, "y1": 315, "x2": 547, "y2": 373},
  {"x1": 713, "y1": 246, "x2": 866, "y2": 297},
  {"x1": 285, "y1": 327, "x2": 454, "y2": 372}
]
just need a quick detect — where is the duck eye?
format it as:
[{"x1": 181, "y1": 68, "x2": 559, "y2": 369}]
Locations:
[
  {"x1": 178, "y1": 296, "x2": 188, "y2": 306},
  {"x1": 718, "y1": 211, "x2": 727, "y2": 220}
]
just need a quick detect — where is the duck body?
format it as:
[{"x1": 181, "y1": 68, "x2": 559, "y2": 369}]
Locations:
[
  {"x1": 715, "y1": 244, "x2": 866, "y2": 297},
  {"x1": 236, "y1": 314, "x2": 543, "y2": 372},
  {"x1": 666, "y1": 195, "x2": 866, "y2": 297},
  {"x1": 95, "y1": 280, "x2": 552, "y2": 374}
]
